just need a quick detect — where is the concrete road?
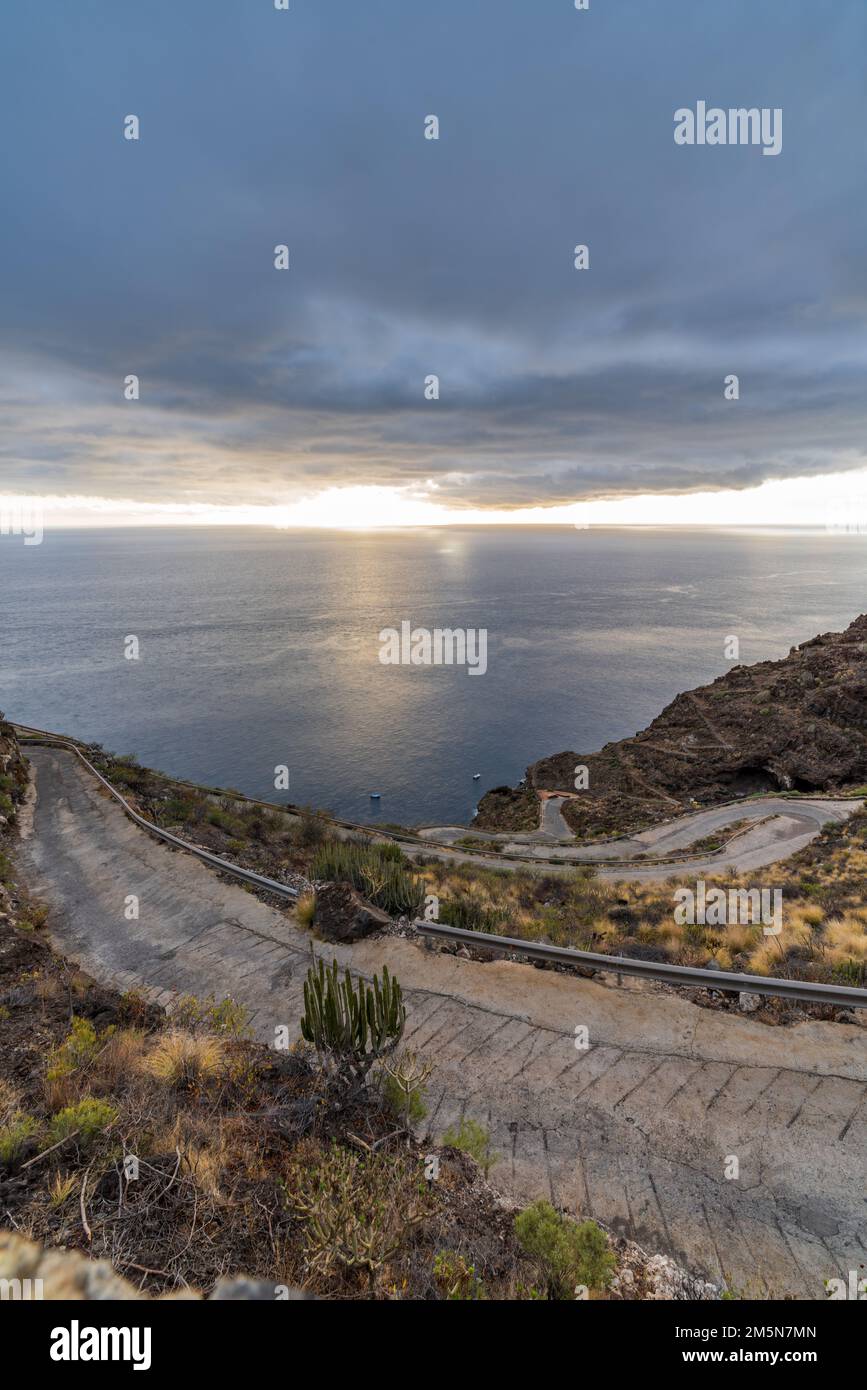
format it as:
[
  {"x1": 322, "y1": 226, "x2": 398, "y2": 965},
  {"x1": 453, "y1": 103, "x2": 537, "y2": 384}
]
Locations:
[
  {"x1": 418, "y1": 795, "x2": 860, "y2": 882},
  {"x1": 16, "y1": 747, "x2": 867, "y2": 1297}
]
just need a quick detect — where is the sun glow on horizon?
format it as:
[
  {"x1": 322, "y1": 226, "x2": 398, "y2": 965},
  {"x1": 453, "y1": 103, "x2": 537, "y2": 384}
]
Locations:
[{"x1": 6, "y1": 468, "x2": 867, "y2": 532}]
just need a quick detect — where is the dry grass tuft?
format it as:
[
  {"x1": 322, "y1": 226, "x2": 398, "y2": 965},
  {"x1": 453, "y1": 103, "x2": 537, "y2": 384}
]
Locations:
[{"x1": 144, "y1": 1031, "x2": 226, "y2": 1090}]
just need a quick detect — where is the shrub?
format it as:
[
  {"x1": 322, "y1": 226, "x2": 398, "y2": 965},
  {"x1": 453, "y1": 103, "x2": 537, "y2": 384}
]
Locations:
[
  {"x1": 21, "y1": 901, "x2": 49, "y2": 930},
  {"x1": 207, "y1": 805, "x2": 243, "y2": 834},
  {"x1": 378, "y1": 1051, "x2": 431, "y2": 1127},
  {"x1": 48, "y1": 1097, "x2": 117, "y2": 1148},
  {"x1": 107, "y1": 760, "x2": 147, "y2": 790},
  {"x1": 513, "y1": 1200, "x2": 615, "y2": 1298},
  {"x1": 0, "y1": 1112, "x2": 41, "y2": 1166},
  {"x1": 46, "y1": 1017, "x2": 101, "y2": 1095},
  {"x1": 117, "y1": 990, "x2": 151, "y2": 1026},
  {"x1": 440, "y1": 1118, "x2": 499, "y2": 1177},
  {"x1": 173, "y1": 994, "x2": 251, "y2": 1039},
  {"x1": 296, "y1": 807, "x2": 328, "y2": 848},
  {"x1": 311, "y1": 840, "x2": 424, "y2": 918},
  {"x1": 433, "y1": 1250, "x2": 487, "y2": 1300},
  {"x1": 246, "y1": 813, "x2": 271, "y2": 842},
  {"x1": 439, "y1": 893, "x2": 511, "y2": 935},
  {"x1": 290, "y1": 1144, "x2": 425, "y2": 1287},
  {"x1": 160, "y1": 796, "x2": 201, "y2": 825},
  {"x1": 376, "y1": 840, "x2": 406, "y2": 863}
]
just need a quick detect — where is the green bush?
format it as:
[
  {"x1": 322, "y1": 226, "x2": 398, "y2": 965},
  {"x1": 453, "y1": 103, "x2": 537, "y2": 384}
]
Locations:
[
  {"x1": 48, "y1": 1097, "x2": 117, "y2": 1147},
  {"x1": 514, "y1": 1200, "x2": 615, "y2": 1298},
  {"x1": 46, "y1": 1016, "x2": 100, "y2": 1083},
  {"x1": 107, "y1": 757, "x2": 147, "y2": 790},
  {"x1": 207, "y1": 805, "x2": 244, "y2": 834},
  {"x1": 160, "y1": 796, "x2": 202, "y2": 825},
  {"x1": 0, "y1": 1113, "x2": 41, "y2": 1166},
  {"x1": 440, "y1": 1118, "x2": 499, "y2": 1176},
  {"x1": 295, "y1": 807, "x2": 328, "y2": 848},
  {"x1": 311, "y1": 840, "x2": 424, "y2": 918}
]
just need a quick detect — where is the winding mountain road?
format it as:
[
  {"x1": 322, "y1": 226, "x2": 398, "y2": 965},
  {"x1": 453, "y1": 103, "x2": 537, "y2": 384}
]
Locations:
[
  {"x1": 16, "y1": 746, "x2": 867, "y2": 1298},
  {"x1": 418, "y1": 793, "x2": 860, "y2": 881}
]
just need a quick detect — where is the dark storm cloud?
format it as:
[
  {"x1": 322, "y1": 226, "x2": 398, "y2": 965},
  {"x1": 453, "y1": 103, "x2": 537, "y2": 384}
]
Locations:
[{"x1": 1, "y1": 0, "x2": 866, "y2": 508}]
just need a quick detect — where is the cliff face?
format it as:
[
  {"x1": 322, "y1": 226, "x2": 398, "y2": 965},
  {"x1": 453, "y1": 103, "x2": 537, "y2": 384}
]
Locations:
[
  {"x1": 522, "y1": 614, "x2": 867, "y2": 837},
  {"x1": 0, "y1": 717, "x2": 28, "y2": 829}
]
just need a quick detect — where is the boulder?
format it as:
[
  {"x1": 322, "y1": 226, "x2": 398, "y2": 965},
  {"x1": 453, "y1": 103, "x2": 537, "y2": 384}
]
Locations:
[{"x1": 313, "y1": 881, "x2": 391, "y2": 942}]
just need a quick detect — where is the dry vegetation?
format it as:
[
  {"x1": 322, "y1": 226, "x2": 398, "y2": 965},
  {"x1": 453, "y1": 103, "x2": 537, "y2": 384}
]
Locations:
[
  {"x1": 0, "y1": 918, "x2": 534, "y2": 1297},
  {"x1": 84, "y1": 746, "x2": 325, "y2": 884},
  {"x1": 416, "y1": 808, "x2": 867, "y2": 992},
  {"x1": 0, "y1": 906, "x2": 642, "y2": 1298},
  {"x1": 57, "y1": 740, "x2": 867, "y2": 990}
]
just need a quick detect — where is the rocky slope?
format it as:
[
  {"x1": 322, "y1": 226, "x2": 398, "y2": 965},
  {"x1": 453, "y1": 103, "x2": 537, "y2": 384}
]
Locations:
[
  {"x1": 480, "y1": 614, "x2": 867, "y2": 838},
  {"x1": 0, "y1": 716, "x2": 28, "y2": 831}
]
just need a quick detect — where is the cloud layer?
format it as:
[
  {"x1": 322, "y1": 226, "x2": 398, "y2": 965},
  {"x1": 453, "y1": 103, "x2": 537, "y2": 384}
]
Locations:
[{"x1": 1, "y1": 0, "x2": 866, "y2": 512}]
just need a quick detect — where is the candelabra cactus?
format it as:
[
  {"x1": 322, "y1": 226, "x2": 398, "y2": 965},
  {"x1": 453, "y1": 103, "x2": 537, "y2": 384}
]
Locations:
[{"x1": 301, "y1": 958, "x2": 406, "y2": 1082}]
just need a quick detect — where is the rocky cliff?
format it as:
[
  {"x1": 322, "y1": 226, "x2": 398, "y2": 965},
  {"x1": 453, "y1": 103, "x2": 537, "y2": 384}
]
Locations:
[
  {"x1": 0, "y1": 717, "x2": 28, "y2": 831},
  {"x1": 487, "y1": 614, "x2": 867, "y2": 838}
]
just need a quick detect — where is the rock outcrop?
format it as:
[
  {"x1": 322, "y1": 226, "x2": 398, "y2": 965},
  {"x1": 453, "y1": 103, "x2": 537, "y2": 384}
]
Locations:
[
  {"x1": 312, "y1": 881, "x2": 392, "y2": 942},
  {"x1": 488, "y1": 614, "x2": 867, "y2": 837},
  {"x1": 608, "y1": 1239, "x2": 719, "y2": 1300},
  {"x1": 0, "y1": 717, "x2": 28, "y2": 829}
]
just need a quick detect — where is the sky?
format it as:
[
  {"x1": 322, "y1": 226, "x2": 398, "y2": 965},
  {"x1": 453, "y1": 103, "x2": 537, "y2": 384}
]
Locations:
[{"x1": 2, "y1": 0, "x2": 867, "y2": 528}]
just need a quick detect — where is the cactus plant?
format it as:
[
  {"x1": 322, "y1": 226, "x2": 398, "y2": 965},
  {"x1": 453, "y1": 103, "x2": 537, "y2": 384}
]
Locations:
[{"x1": 301, "y1": 958, "x2": 406, "y2": 1083}]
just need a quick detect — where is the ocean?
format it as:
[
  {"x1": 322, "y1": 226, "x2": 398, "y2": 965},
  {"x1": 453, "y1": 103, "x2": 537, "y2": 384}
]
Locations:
[{"x1": 2, "y1": 525, "x2": 865, "y2": 827}]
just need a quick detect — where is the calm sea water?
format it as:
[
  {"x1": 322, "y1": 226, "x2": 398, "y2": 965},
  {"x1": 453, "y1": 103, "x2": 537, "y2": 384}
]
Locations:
[{"x1": 1, "y1": 526, "x2": 865, "y2": 826}]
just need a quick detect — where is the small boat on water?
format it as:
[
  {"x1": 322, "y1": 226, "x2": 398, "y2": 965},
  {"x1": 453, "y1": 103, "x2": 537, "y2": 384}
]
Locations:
[
  {"x1": 473, "y1": 773, "x2": 481, "y2": 780},
  {"x1": 369, "y1": 792, "x2": 381, "y2": 799}
]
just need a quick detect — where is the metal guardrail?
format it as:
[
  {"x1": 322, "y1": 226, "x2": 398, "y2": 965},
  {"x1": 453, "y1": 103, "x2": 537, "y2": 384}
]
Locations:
[
  {"x1": 413, "y1": 921, "x2": 867, "y2": 1009},
  {"x1": 15, "y1": 730, "x2": 299, "y2": 903}
]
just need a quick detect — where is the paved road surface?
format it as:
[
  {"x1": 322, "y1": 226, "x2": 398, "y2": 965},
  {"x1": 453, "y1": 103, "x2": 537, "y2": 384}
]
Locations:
[
  {"x1": 418, "y1": 796, "x2": 860, "y2": 881},
  {"x1": 17, "y1": 747, "x2": 867, "y2": 1298}
]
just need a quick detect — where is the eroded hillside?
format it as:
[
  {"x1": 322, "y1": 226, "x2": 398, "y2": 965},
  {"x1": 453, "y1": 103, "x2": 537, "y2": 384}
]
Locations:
[{"x1": 480, "y1": 615, "x2": 867, "y2": 837}]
